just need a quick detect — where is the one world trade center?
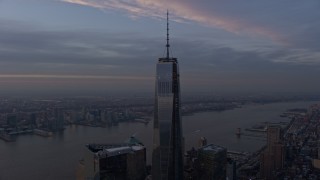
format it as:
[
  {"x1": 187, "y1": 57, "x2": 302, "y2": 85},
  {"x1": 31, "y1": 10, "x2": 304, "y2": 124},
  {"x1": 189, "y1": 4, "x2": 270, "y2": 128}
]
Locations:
[{"x1": 152, "y1": 11, "x2": 184, "y2": 180}]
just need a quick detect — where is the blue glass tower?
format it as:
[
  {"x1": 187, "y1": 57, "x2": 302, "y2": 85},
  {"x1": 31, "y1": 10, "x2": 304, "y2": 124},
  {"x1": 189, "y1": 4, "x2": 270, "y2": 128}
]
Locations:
[{"x1": 152, "y1": 11, "x2": 184, "y2": 180}]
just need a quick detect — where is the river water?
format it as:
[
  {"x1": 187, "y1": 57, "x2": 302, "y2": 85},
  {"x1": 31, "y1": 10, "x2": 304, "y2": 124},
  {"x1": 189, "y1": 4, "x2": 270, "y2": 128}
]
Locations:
[{"x1": 0, "y1": 101, "x2": 318, "y2": 180}]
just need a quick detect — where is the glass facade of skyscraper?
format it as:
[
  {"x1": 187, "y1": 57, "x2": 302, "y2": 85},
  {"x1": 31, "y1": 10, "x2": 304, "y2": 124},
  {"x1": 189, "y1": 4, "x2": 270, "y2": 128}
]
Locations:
[{"x1": 152, "y1": 57, "x2": 184, "y2": 180}]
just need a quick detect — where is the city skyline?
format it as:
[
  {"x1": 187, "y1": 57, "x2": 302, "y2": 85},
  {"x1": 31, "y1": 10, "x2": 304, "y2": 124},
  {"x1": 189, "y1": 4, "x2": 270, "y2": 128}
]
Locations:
[{"x1": 1, "y1": 0, "x2": 320, "y2": 95}]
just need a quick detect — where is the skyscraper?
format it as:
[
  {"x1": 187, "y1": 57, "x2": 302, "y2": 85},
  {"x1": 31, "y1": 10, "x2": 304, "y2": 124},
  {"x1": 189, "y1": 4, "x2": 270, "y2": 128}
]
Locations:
[
  {"x1": 260, "y1": 125, "x2": 285, "y2": 179},
  {"x1": 197, "y1": 144, "x2": 227, "y2": 180},
  {"x1": 152, "y1": 11, "x2": 184, "y2": 180},
  {"x1": 53, "y1": 107, "x2": 64, "y2": 131},
  {"x1": 184, "y1": 144, "x2": 227, "y2": 180}
]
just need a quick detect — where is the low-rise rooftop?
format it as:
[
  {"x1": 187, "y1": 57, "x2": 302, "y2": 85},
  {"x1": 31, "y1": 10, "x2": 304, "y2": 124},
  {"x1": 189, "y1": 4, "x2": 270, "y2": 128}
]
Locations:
[
  {"x1": 86, "y1": 141, "x2": 145, "y2": 158},
  {"x1": 200, "y1": 144, "x2": 226, "y2": 153}
]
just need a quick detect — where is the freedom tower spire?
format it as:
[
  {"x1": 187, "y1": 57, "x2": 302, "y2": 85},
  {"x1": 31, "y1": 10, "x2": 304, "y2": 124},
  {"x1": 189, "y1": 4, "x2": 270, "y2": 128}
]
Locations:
[
  {"x1": 166, "y1": 10, "x2": 170, "y2": 59},
  {"x1": 152, "y1": 11, "x2": 184, "y2": 180}
]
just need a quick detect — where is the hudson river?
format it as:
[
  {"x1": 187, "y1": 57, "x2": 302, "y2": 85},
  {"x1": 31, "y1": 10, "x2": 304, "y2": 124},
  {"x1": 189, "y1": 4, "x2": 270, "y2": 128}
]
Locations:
[{"x1": 0, "y1": 101, "x2": 318, "y2": 180}]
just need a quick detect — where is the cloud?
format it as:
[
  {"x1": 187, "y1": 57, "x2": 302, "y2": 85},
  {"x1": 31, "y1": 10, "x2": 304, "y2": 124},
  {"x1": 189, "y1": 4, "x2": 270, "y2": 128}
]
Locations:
[
  {"x1": 57, "y1": 1, "x2": 276, "y2": 42},
  {"x1": 60, "y1": 0, "x2": 274, "y2": 34},
  {"x1": 0, "y1": 19, "x2": 164, "y2": 77},
  {"x1": 1, "y1": 18, "x2": 319, "y2": 73},
  {"x1": 60, "y1": 0, "x2": 320, "y2": 50},
  {"x1": 1, "y1": 18, "x2": 320, "y2": 95}
]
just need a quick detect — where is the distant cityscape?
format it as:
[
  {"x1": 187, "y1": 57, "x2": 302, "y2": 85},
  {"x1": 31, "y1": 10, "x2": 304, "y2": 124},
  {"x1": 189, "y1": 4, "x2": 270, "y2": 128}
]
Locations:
[{"x1": 0, "y1": 95, "x2": 319, "y2": 142}]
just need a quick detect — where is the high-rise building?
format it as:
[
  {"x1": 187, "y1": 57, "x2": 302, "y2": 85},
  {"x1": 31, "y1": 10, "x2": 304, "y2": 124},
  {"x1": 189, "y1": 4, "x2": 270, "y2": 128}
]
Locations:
[
  {"x1": 226, "y1": 158, "x2": 237, "y2": 180},
  {"x1": 53, "y1": 107, "x2": 64, "y2": 131},
  {"x1": 198, "y1": 137, "x2": 208, "y2": 147},
  {"x1": 196, "y1": 144, "x2": 227, "y2": 180},
  {"x1": 152, "y1": 11, "x2": 184, "y2": 180},
  {"x1": 184, "y1": 144, "x2": 227, "y2": 180},
  {"x1": 260, "y1": 125, "x2": 285, "y2": 179},
  {"x1": 6, "y1": 113, "x2": 18, "y2": 128},
  {"x1": 82, "y1": 138, "x2": 146, "y2": 180}
]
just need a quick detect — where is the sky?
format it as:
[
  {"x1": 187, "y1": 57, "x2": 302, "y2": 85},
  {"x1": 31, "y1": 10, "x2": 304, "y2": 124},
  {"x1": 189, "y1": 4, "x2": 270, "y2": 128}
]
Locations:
[{"x1": 0, "y1": 0, "x2": 319, "y2": 96}]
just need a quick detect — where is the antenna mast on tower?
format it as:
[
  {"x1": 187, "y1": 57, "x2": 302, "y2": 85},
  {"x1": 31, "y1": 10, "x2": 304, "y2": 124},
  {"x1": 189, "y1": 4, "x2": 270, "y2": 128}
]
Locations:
[{"x1": 166, "y1": 10, "x2": 170, "y2": 59}]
